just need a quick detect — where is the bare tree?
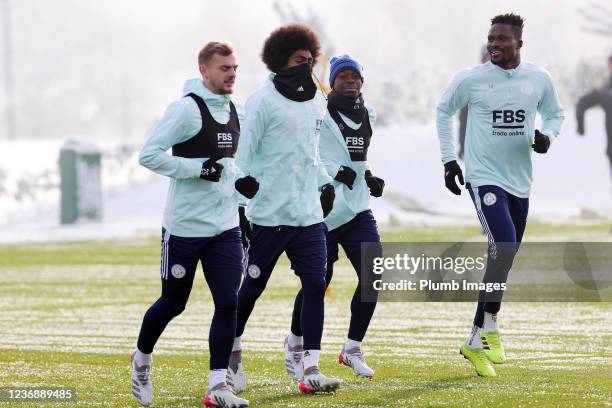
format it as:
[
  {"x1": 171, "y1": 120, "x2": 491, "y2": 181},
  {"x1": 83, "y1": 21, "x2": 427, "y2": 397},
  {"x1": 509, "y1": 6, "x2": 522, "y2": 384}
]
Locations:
[{"x1": 578, "y1": 1, "x2": 612, "y2": 37}]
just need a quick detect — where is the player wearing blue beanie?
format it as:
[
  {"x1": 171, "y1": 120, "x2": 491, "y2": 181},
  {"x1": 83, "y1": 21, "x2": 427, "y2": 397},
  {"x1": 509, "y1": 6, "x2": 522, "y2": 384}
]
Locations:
[
  {"x1": 288, "y1": 53, "x2": 385, "y2": 379},
  {"x1": 329, "y1": 54, "x2": 364, "y2": 89}
]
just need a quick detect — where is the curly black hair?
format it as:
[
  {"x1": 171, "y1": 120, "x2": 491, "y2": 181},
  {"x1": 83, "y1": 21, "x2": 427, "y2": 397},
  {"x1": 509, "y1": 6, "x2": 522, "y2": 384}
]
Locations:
[
  {"x1": 261, "y1": 24, "x2": 321, "y2": 73},
  {"x1": 491, "y1": 13, "x2": 524, "y2": 40}
]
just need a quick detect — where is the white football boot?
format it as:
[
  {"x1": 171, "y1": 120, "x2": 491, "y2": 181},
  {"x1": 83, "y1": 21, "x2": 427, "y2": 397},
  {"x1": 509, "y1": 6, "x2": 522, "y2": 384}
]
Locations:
[
  {"x1": 339, "y1": 346, "x2": 374, "y2": 377},
  {"x1": 283, "y1": 335, "x2": 304, "y2": 381},
  {"x1": 130, "y1": 351, "x2": 153, "y2": 406}
]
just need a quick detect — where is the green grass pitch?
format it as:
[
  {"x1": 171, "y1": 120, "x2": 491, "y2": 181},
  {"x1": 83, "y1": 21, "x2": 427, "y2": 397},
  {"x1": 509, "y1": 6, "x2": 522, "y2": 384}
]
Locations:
[{"x1": 0, "y1": 224, "x2": 611, "y2": 407}]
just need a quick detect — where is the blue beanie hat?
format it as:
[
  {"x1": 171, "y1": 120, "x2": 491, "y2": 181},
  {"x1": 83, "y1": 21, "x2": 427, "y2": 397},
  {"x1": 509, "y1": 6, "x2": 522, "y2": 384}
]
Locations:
[{"x1": 329, "y1": 54, "x2": 364, "y2": 89}]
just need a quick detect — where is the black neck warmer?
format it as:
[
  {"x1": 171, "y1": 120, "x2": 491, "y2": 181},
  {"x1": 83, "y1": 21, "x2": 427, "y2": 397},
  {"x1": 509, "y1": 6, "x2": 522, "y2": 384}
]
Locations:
[
  {"x1": 327, "y1": 91, "x2": 367, "y2": 124},
  {"x1": 273, "y1": 63, "x2": 317, "y2": 102}
]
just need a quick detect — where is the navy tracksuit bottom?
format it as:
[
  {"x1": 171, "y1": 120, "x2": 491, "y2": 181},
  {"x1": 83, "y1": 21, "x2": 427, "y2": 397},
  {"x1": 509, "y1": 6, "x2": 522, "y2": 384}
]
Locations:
[
  {"x1": 467, "y1": 184, "x2": 529, "y2": 327},
  {"x1": 236, "y1": 222, "x2": 328, "y2": 351},
  {"x1": 137, "y1": 227, "x2": 243, "y2": 370},
  {"x1": 290, "y1": 210, "x2": 382, "y2": 342}
]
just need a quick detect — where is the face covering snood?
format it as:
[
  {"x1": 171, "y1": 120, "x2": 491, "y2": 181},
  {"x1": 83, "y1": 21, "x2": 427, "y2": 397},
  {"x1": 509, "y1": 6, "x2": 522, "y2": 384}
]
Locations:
[
  {"x1": 327, "y1": 91, "x2": 366, "y2": 124},
  {"x1": 273, "y1": 63, "x2": 317, "y2": 102}
]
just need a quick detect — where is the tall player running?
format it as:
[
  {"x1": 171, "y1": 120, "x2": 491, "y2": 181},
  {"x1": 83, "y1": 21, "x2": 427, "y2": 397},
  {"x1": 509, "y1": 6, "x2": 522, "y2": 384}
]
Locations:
[{"x1": 436, "y1": 13, "x2": 564, "y2": 377}]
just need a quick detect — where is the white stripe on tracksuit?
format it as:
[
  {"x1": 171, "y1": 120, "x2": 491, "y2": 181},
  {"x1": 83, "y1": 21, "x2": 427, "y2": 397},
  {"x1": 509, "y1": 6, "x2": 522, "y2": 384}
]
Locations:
[
  {"x1": 161, "y1": 230, "x2": 170, "y2": 280},
  {"x1": 241, "y1": 240, "x2": 250, "y2": 279},
  {"x1": 472, "y1": 186, "x2": 497, "y2": 257}
]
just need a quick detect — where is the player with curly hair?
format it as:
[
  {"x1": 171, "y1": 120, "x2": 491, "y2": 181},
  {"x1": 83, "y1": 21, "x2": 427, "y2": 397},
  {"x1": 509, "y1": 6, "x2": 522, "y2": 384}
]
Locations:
[{"x1": 227, "y1": 24, "x2": 340, "y2": 395}]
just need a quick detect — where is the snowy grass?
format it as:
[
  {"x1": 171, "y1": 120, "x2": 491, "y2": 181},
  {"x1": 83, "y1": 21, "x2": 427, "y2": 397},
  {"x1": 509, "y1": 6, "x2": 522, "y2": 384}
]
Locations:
[{"x1": 0, "y1": 228, "x2": 611, "y2": 407}]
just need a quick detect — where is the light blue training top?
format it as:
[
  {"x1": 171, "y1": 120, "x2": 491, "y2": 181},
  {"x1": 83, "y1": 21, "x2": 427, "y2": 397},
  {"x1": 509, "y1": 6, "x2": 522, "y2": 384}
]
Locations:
[
  {"x1": 139, "y1": 79, "x2": 244, "y2": 237},
  {"x1": 437, "y1": 61, "x2": 564, "y2": 198}
]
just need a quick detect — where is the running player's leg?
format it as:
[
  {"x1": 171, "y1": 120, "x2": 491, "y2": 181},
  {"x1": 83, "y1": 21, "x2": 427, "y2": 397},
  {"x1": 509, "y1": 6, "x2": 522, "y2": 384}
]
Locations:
[
  {"x1": 235, "y1": 225, "x2": 285, "y2": 338},
  {"x1": 468, "y1": 185, "x2": 517, "y2": 326},
  {"x1": 509, "y1": 194, "x2": 529, "y2": 244},
  {"x1": 337, "y1": 210, "x2": 381, "y2": 377},
  {"x1": 287, "y1": 226, "x2": 338, "y2": 379},
  {"x1": 229, "y1": 225, "x2": 286, "y2": 392},
  {"x1": 132, "y1": 229, "x2": 199, "y2": 406},
  {"x1": 469, "y1": 191, "x2": 529, "y2": 365},
  {"x1": 137, "y1": 230, "x2": 199, "y2": 352},
  {"x1": 465, "y1": 185, "x2": 517, "y2": 370},
  {"x1": 286, "y1": 247, "x2": 336, "y2": 381},
  {"x1": 484, "y1": 192, "x2": 528, "y2": 318},
  {"x1": 201, "y1": 226, "x2": 249, "y2": 407},
  {"x1": 286, "y1": 223, "x2": 340, "y2": 393},
  {"x1": 464, "y1": 186, "x2": 524, "y2": 371},
  {"x1": 290, "y1": 233, "x2": 338, "y2": 338},
  {"x1": 340, "y1": 210, "x2": 381, "y2": 342}
]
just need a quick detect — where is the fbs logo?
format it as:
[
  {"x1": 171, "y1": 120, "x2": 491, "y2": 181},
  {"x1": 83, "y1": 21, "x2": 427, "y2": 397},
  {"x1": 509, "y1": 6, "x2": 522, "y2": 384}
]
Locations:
[
  {"x1": 346, "y1": 136, "x2": 364, "y2": 147},
  {"x1": 492, "y1": 110, "x2": 525, "y2": 129},
  {"x1": 217, "y1": 132, "x2": 233, "y2": 148}
]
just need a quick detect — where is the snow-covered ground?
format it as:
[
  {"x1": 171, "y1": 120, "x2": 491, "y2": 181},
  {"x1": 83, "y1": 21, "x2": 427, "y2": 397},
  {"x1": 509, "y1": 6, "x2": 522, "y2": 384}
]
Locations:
[{"x1": 0, "y1": 110, "x2": 610, "y2": 243}]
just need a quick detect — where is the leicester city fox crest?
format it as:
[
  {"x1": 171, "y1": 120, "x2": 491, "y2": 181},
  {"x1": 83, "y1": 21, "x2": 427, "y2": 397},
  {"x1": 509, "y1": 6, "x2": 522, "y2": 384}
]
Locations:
[
  {"x1": 171, "y1": 264, "x2": 186, "y2": 279},
  {"x1": 247, "y1": 264, "x2": 261, "y2": 279},
  {"x1": 483, "y1": 192, "x2": 497, "y2": 206}
]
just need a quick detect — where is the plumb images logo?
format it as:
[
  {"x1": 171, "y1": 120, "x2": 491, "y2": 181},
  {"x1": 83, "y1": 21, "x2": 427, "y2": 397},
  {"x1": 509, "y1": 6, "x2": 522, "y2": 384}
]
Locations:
[{"x1": 361, "y1": 242, "x2": 612, "y2": 302}]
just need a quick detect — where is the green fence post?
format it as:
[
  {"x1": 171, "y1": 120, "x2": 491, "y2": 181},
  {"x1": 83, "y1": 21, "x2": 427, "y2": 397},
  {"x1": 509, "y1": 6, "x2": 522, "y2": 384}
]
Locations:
[{"x1": 59, "y1": 140, "x2": 103, "y2": 224}]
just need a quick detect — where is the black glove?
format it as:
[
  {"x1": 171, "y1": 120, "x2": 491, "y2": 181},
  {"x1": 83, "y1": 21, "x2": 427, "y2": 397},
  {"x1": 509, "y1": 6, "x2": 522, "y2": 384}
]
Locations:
[
  {"x1": 334, "y1": 165, "x2": 357, "y2": 189},
  {"x1": 200, "y1": 158, "x2": 223, "y2": 182},
  {"x1": 320, "y1": 183, "x2": 335, "y2": 218},
  {"x1": 238, "y1": 206, "x2": 252, "y2": 249},
  {"x1": 364, "y1": 170, "x2": 385, "y2": 197},
  {"x1": 444, "y1": 160, "x2": 464, "y2": 195},
  {"x1": 235, "y1": 175, "x2": 259, "y2": 199},
  {"x1": 532, "y1": 129, "x2": 550, "y2": 154}
]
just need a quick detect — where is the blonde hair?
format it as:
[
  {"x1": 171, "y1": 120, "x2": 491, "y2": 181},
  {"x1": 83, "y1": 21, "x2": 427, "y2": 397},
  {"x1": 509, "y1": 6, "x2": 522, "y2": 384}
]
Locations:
[{"x1": 198, "y1": 42, "x2": 234, "y2": 65}]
